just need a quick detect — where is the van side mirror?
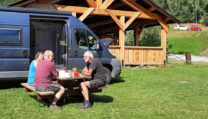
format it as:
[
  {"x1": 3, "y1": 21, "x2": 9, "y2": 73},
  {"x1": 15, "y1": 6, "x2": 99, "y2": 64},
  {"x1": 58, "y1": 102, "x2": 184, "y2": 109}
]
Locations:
[{"x1": 96, "y1": 42, "x2": 100, "y2": 50}]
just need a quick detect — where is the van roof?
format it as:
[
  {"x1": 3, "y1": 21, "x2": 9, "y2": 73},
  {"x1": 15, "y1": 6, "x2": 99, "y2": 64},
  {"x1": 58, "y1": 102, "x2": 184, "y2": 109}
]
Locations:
[{"x1": 0, "y1": 6, "x2": 71, "y2": 16}]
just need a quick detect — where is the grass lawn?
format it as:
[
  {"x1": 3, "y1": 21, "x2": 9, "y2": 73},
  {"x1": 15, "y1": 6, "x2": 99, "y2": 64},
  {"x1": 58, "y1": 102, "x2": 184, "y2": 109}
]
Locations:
[
  {"x1": 0, "y1": 60, "x2": 208, "y2": 119},
  {"x1": 167, "y1": 24, "x2": 208, "y2": 55}
]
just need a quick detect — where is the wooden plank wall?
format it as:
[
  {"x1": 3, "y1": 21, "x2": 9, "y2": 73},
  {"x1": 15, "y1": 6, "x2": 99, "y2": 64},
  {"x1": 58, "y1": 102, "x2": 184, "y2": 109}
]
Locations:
[{"x1": 109, "y1": 46, "x2": 164, "y2": 65}]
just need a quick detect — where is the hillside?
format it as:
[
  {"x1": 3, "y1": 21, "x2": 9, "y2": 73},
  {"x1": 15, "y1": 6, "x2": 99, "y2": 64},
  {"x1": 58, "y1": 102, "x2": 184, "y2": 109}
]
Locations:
[{"x1": 167, "y1": 24, "x2": 208, "y2": 56}]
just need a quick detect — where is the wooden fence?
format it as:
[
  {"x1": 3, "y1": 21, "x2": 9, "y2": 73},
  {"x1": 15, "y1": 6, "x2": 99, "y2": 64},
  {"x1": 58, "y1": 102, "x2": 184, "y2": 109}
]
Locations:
[{"x1": 109, "y1": 46, "x2": 164, "y2": 65}]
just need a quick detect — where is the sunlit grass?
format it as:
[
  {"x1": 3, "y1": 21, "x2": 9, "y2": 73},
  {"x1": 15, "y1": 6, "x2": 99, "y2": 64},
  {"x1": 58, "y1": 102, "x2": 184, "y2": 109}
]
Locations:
[
  {"x1": 0, "y1": 59, "x2": 208, "y2": 119},
  {"x1": 167, "y1": 24, "x2": 208, "y2": 55}
]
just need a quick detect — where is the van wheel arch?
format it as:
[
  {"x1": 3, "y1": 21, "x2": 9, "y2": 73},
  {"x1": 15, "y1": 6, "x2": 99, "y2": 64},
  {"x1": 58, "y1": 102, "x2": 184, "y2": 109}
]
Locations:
[{"x1": 103, "y1": 64, "x2": 112, "y2": 72}]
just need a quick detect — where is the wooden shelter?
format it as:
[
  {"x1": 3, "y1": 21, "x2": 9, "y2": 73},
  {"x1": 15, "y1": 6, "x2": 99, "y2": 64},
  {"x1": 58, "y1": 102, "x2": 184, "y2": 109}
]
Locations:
[{"x1": 11, "y1": 0, "x2": 179, "y2": 66}]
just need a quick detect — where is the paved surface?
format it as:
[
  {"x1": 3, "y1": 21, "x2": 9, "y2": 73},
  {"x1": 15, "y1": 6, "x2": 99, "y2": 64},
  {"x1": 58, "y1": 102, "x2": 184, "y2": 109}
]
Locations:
[{"x1": 168, "y1": 54, "x2": 208, "y2": 62}]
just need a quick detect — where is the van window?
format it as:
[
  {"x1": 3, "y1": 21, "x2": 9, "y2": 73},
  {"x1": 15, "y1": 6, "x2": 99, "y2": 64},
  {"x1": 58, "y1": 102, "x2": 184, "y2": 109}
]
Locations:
[
  {"x1": 75, "y1": 29, "x2": 88, "y2": 49},
  {"x1": 0, "y1": 28, "x2": 21, "y2": 45},
  {"x1": 87, "y1": 31, "x2": 97, "y2": 50}
]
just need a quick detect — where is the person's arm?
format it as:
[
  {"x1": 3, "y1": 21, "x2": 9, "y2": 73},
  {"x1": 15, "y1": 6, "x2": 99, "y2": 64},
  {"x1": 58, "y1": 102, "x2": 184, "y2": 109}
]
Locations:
[
  {"x1": 53, "y1": 71, "x2": 59, "y2": 77},
  {"x1": 50, "y1": 63, "x2": 59, "y2": 77},
  {"x1": 82, "y1": 68, "x2": 93, "y2": 76},
  {"x1": 82, "y1": 67, "x2": 88, "y2": 74}
]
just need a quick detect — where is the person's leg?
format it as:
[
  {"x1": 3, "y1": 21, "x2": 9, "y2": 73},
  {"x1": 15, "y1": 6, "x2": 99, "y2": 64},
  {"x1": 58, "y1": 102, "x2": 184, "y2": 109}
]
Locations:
[
  {"x1": 80, "y1": 81, "x2": 90, "y2": 101},
  {"x1": 79, "y1": 81, "x2": 91, "y2": 109},
  {"x1": 49, "y1": 84, "x2": 65, "y2": 109},
  {"x1": 51, "y1": 85, "x2": 65, "y2": 105}
]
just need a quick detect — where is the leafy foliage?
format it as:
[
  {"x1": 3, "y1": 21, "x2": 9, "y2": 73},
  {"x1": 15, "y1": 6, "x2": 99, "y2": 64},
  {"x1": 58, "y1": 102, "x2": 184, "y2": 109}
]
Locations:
[
  {"x1": 0, "y1": 0, "x2": 21, "y2": 6},
  {"x1": 139, "y1": 26, "x2": 161, "y2": 46},
  {"x1": 125, "y1": 26, "x2": 161, "y2": 46},
  {"x1": 152, "y1": 0, "x2": 208, "y2": 26}
]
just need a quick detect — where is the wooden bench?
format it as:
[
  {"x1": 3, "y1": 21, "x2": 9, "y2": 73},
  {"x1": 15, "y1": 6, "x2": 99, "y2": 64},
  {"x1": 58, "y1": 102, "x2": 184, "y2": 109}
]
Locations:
[
  {"x1": 21, "y1": 82, "x2": 107, "y2": 105},
  {"x1": 21, "y1": 83, "x2": 55, "y2": 102}
]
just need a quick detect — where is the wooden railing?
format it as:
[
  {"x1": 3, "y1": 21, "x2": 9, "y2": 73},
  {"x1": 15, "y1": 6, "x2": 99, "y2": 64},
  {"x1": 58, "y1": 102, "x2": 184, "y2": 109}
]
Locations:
[{"x1": 109, "y1": 46, "x2": 164, "y2": 65}]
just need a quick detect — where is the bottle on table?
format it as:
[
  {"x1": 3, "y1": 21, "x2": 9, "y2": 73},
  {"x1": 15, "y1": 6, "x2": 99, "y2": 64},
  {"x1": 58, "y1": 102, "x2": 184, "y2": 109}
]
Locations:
[{"x1": 72, "y1": 66, "x2": 79, "y2": 78}]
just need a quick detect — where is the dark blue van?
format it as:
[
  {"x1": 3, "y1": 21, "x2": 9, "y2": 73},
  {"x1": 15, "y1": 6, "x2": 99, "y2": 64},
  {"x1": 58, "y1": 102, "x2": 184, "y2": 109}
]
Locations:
[{"x1": 0, "y1": 6, "x2": 121, "y2": 80}]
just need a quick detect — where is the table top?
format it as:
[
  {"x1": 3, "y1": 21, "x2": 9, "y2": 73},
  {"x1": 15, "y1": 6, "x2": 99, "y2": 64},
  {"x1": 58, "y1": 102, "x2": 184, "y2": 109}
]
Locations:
[{"x1": 56, "y1": 73, "x2": 91, "y2": 81}]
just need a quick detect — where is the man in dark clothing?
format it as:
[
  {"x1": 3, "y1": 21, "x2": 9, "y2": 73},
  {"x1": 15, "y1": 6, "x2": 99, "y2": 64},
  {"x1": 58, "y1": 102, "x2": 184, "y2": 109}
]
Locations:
[
  {"x1": 34, "y1": 50, "x2": 65, "y2": 110},
  {"x1": 79, "y1": 51, "x2": 107, "y2": 109}
]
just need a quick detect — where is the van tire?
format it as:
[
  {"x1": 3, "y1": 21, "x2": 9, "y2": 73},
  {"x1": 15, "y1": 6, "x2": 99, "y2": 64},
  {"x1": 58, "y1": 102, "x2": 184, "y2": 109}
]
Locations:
[{"x1": 103, "y1": 67, "x2": 112, "y2": 84}]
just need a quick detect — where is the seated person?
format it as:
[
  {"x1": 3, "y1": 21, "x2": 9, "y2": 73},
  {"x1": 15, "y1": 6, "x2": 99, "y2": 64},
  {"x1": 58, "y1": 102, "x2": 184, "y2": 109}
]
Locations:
[
  {"x1": 79, "y1": 51, "x2": 108, "y2": 109},
  {"x1": 34, "y1": 50, "x2": 65, "y2": 110},
  {"x1": 27, "y1": 52, "x2": 43, "y2": 86}
]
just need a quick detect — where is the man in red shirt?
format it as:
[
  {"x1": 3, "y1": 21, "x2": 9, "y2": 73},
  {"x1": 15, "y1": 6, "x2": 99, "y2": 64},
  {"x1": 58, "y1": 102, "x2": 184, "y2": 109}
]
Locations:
[{"x1": 34, "y1": 50, "x2": 65, "y2": 110}]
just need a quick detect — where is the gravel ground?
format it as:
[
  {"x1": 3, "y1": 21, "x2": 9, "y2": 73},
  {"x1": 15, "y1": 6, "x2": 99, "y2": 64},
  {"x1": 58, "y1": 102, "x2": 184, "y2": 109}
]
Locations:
[{"x1": 168, "y1": 54, "x2": 208, "y2": 62}]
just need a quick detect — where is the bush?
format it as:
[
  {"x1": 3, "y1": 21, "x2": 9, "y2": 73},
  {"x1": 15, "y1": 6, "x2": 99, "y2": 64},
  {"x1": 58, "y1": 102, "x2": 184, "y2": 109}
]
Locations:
[{"x1": 139, "y1": 26, "x2": 161, "y2": 46}]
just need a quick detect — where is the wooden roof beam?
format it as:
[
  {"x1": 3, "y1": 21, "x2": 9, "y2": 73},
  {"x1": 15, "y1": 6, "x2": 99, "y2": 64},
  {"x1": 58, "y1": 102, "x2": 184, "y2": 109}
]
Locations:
[
  {"x1": 79, "y1": 8, "x2": 95, "y2": 21},
  {"x1": 124, "y1": 12, "x2": 140, "y2": 30},
  {"x1": 55, "y1": 5, "x2": 153, "y2": 19},
  {"x1": 121, "y1": 0, "x2": 168, "y2": 33},
  {"x1": 149, "y1": 7, "x2": 156, "y2": 12},
  {"x1": 106, "y1": 9, "x2": 125, "y2": 31},
  {"x1": 106, "y1": 10, "x2": 140, "y2": 31},
  {"x1": 89, "y1": 20, "x2": 114, "y2": 28},
  {"x1": 96, "y1": 0, "x2": 102, "y2": 8},
  {"x1": 102, "y1": 0, "x2": 115, "y2": 9},
  {"x1": 85, "y1": 0, "x2": 96, "y2": 8}
]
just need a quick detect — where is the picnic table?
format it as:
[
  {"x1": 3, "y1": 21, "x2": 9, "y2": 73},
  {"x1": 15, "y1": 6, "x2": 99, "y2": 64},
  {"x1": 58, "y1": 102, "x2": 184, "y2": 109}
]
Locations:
[
  {"x1": 56, "y1": 72, "x2": 102, "y2": 96},
  {"x1": 21, "y1": 71, "x2": 103, "y2": 105}
]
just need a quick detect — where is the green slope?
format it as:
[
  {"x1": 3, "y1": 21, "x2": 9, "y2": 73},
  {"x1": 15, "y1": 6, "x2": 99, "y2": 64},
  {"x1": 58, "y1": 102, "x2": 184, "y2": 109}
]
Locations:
[{"x1": 167, "y1": 25, "x2": 208, "y2": 55}]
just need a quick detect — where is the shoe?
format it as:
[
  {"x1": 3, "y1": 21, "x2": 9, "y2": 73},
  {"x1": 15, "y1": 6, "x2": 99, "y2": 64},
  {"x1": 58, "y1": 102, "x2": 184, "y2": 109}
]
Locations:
[
  {"x1": 78, "y1": 102, "x2": 91, "y2": 109},
  {"x1": 49, "y1": 104, "x2": 62, "y2": 110}
]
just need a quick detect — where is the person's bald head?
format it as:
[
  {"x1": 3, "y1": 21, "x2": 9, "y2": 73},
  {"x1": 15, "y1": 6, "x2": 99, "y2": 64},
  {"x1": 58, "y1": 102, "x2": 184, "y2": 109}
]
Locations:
[{"x1": 44, "y1": 50, "x2": 54, "y2": 62}]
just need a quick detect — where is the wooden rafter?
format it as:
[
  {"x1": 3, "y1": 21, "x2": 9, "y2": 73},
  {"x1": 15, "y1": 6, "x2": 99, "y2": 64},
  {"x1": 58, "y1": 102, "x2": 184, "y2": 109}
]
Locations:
[
  {"x1": 121, "y1": 0, "x2": 168, "y2": 33},
  {"x1": 106, "y1": 9, "x2": 125, "y2": 31},
  {"x1": 85, "y1": 0, "x2": 96, "y2": 8},
  {"x1": 79, "y1": 8, "x2": 95, "y2": 21},
  {"x1": 164, "y1": 17, "x2": 171, "y2": 22},
  {"x1": 149, "y1": 7, "x2": 156, "y2": 12},
  {"x1": 55, "y1": 5, "x2": 153, "y2": 19},
  {"x1": 94, "y1": 20, "x2": 158, "y2": 34},
  {"x1": 96, "y1": 0, "x2": 102, "y2": 8},
  {"x1": 124, "y1": 12, "x2": 140, "y2": 30},
  {"x1": 106, "y1": 9, "x2": 140, "y2": 31},
  {"x1": 89, "y1": 20, "x2": 114, "y2": 28},
  {"x1": 102, "y1": 0, "x2": 115, "y2": 9},
  {"x1": 110, "y1": 3, "x2": 125, "y2": 9}
]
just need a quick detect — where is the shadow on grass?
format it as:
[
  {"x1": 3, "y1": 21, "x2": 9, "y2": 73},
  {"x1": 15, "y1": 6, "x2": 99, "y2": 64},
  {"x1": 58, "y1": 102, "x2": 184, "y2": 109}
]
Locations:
[
  {"x1": 110, "y1": 76, "x2": 125, "y2": 84},
  {"x1": 29, "y1": 93, "x2": 113, "y2": 107},
  {"x1": 0, "y1": 79, "x2": 26, "y2": 89}
]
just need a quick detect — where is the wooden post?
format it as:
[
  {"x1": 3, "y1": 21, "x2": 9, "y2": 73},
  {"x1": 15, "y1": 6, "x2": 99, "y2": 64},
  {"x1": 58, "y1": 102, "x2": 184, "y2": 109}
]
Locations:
[
  {"x1": 119, "y1": 16, "x2": 125, "y2": 66},
  {"x1": 161, "y1": 27, "x2": 167, "y2": 65},
  {"x1": 72, "y1": 12, "x2": 76, "y2": 17},
  {"x1": 134, "y1": 25, "x2": 144, "y2": 46},
  {"x1": 114, "y1": 30, "x2": 118, "y2": 45}
]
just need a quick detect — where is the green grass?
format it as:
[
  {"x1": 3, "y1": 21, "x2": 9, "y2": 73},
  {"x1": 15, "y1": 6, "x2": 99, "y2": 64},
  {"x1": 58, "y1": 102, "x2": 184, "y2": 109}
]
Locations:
[
  {"x1": 1, "y1": 60, "x2": 208, "y2": 119},
  {"x1": 0, "y1": 0, "x2": 21, "y2": 6},
  {"x1": 167, "y1": 25, "x2": 208, "y2": 55}
]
